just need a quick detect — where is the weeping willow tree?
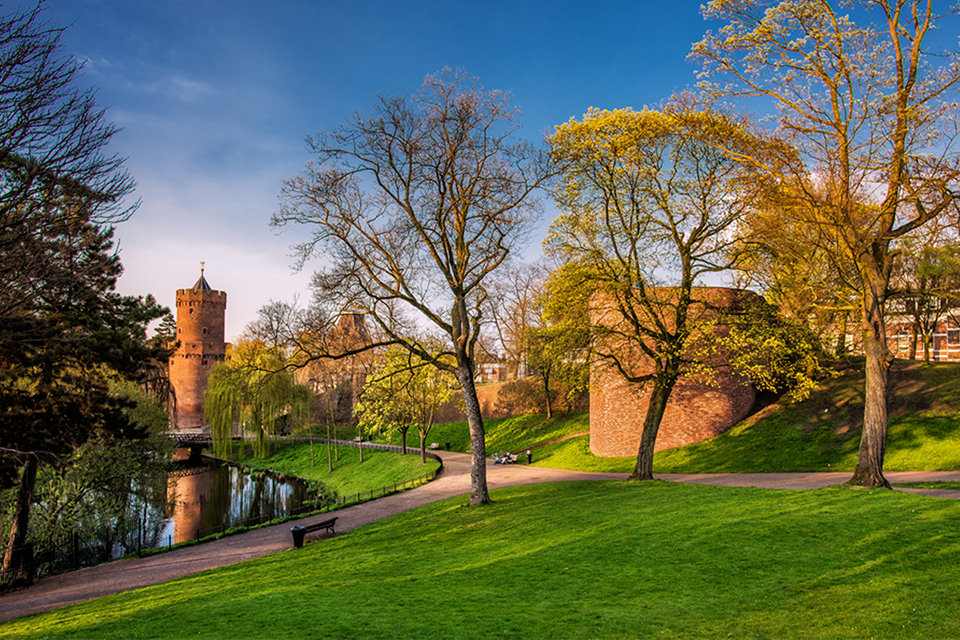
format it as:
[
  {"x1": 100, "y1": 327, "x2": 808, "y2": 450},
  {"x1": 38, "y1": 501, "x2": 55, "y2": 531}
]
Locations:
[{"x1": 204, "y1": 338, "x2": 312, "y2": 458}]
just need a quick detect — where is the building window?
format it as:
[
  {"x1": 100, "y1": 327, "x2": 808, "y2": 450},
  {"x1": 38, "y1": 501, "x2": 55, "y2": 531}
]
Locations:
[
  {"x1": 202, "y1": 327, "x2": 207, "y2": 335},
  {"x1": 202, "y1": 359, "x2": 208, "y2": 366},
  {"x1": 897, "y1": 331, "x2": 910, "y2": 352}
]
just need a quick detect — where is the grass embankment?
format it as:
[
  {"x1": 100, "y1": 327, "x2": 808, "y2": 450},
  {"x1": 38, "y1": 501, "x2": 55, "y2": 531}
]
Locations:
[
  {"x1": 230, "y1": 440, "x2": 440, "y2": 499},
  {"x1": 429, "y1": 360, "x2": 960, "y2": 474},
  {"x1": 382, "y1": 411, "x2": 589, "y2": 456},
  {"x1": 8, "y1": 481, "x2": 960, "y2": 639}
]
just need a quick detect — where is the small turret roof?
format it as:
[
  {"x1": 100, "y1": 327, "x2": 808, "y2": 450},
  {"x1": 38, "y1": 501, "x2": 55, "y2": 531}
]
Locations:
[
  {"x1": 192, "y1": 262, "x2": 212, "y2": 293},
  {"x1": 192, "y1": 274, "x2": 212, "y2": 293}
]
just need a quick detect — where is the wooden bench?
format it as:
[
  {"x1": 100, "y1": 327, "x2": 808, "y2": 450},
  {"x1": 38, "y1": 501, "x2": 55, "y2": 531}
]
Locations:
[{"x1": 291, "y1": 517, "x2": 338, "y2": 548}]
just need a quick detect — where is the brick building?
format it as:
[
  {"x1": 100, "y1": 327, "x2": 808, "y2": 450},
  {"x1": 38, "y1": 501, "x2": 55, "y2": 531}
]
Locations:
[
  {"x1": 588, "y1": 287, "x2": 757, "y2": 457},
  {"x1": 168, "y1": 269, "x2": 227, "y2": 429}
]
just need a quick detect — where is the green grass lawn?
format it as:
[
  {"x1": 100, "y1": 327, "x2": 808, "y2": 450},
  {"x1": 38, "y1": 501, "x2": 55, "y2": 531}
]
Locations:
[
  {"x1": 230, "y1": 441, "x2": 440, "y2": 499},
  {"x1": 894, "y1": 481, "x2": 960, "y2": 491},
  {"x1": 7, "y1": 481, "x2": 960, "y2": 639}
]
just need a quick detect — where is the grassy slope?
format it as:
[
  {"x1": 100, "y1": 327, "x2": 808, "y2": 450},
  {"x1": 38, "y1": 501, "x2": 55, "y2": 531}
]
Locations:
[
  {"x1": 7, "y1": 364, "x2": 960, "y2": 638},
  {"x1": 231, "y1": 441, "x2": 440, "y2": 499},
  {"x1": 238, "y1": 360, "x2": 960, "y2": 488},
  {"x1": 7, "y1": 481, "x2": 960, "y2": 639},
  {"x1": 653, "y1": 360, "x2": 960, "y2": 473},
  {"x1": 380, "y1": 412, "x2": 589, "y2": 456},
  {"x1": 465, "y1": 360, "x2": 960, "y2": 474}
]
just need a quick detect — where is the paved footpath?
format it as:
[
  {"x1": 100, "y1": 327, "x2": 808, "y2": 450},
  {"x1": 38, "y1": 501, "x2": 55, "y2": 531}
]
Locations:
[{"x1": 2, "y1": 452, "x2": 959, "y2": 624}]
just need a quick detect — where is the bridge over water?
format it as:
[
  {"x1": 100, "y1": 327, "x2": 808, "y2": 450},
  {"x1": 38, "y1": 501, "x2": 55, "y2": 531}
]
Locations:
[
  {"x1": 167, "y1": 430, "x2": 223, "y2": 462},
  {"x1": 169, "y1": 432, "x2": 214, "y2": 447}
]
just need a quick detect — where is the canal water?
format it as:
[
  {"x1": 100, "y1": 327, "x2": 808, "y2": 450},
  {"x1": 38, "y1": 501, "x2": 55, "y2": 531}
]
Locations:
[
  {"x1": 28, "y1": 450, "x2": 316, "y2": 579},
  {"x1": 161, "y1": 451, "x2": 312, "y2": 547}
]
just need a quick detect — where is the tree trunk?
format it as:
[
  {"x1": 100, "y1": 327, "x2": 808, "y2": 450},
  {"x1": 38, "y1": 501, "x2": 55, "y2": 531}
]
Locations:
[
  {"x1": 2, "y1": 456, "x2": 39, "y2": 580},
  {"x1": 326, "y1": 423, "x2": 333, "y2": 472},
  {"x1": 630, "y1": 380, "x2": 675, "y2": 480},
  {"x1": 401, "y1": 427, "x2": 409, "y2": 456},
  {"x1": 909, "y1": 314, "x2": 920, "y2": 360},
  {"x1": 456, "y1": 363, "x2": 490, "y2": 505},
  {"x1": 849, "y1": 291, "x2": 892, "y2": 489},
  {"x1": 419, "y1": 432, "x2": 426, "y2": 464},
  {"x1": 541, "y1": 367, "x2": 553, "y2": 419},
  {"x1": 835, "y1": 314, "x2": 848, "y2": 356}
]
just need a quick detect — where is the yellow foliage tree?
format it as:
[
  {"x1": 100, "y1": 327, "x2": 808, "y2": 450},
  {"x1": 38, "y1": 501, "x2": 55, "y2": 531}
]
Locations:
[
  {"x1": 693, "y1": 0, "x2": 960, "y2": 487},
  {"x1": 547, "y1": 105, "x2": 771, "y2": 479}
]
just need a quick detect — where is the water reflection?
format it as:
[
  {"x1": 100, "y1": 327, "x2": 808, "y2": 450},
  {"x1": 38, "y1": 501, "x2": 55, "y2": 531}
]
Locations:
[
  {"x1": 163, "y1": 450, "x2": 310, "y2": 547},
  {"x1": 28, "y1": 449, "x2": 312, "y2": 579}
]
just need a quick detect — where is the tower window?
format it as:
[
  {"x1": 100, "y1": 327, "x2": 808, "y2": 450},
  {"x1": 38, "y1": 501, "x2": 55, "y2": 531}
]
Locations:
[
  {"x1": 189, "y1": 308, "x2": 195, "y2": 317},
  {"x1": 202, "y1": 359, "x2": 208, "y2": 366},
  {"x1": 202, "y1": 327, "x2": 207, "y2": 335}
]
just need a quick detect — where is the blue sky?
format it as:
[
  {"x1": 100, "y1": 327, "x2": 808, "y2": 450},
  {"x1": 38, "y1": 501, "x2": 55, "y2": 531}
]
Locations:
[{"x1": 43, "y1": 0, "x2": 724, "y2": 339}]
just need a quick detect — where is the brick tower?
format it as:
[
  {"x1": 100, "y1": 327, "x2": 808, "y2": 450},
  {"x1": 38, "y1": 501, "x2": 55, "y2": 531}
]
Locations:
[{"x1": 169, "y1": 265, "x2": 227, "y2": 429}]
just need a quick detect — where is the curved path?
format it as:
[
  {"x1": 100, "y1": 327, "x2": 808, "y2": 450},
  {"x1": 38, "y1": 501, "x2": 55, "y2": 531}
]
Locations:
[{"x1": 2, "y1": 452, "x2": 958, "y2": 623}]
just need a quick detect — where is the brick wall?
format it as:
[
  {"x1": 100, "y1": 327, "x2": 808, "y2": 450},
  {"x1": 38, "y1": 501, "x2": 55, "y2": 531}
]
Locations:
[
  {"x1": 589, "y1": 287, "x2": 757, "y2": 457},
  {"x1": 169, "y1": 287, "x2": 227, "y2": 429}
]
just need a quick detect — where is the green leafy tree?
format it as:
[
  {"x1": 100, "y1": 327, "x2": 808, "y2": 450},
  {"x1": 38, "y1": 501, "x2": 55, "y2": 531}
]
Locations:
[
  {"x1": 730, "y1": 192, "x2": 861, "y2": 356},
  {"x1": 0, "y1": 3, "x2": 166, "y2": 582},
  {"x1": 693, "y1": 0, "x2": 960, "y2": 487},
  {"x1": 892, "y1": 222, "x2": 960, "y2": 362},
  {"x1": 14, "y1": 381, "x2": 174, "y2": 572},
  {"x1": 150, "y1": 312, "x2": 177, "y2": 349},
  {"x1": 488, "y1": 262, "x2": 589, "y2": 418},
  {"x1": 356, "y1": 344, "x2": 459, "y2": 463}
]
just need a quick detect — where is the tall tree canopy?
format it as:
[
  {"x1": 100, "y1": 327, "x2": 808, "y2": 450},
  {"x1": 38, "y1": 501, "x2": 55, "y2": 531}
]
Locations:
[
  {"x1": 0, "y1": 2, "x2": 165, "y2": 581},
  {"x1": 693, "y1": 0, "x2": 960, "y2": 487},
  {"x1": 273, "y1": 69, "x2": 552, "y2": 505},
  {"x1": 547, "y1": 105, "x2": 769, "y2": 479}
]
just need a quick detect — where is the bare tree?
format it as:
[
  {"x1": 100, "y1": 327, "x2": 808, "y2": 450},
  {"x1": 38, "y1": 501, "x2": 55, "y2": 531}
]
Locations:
[
  {"x1": 488, "y1": 262, "x2": 547, "y2": 379},
  {"x1": 272, "y1": 70, "x2": 552, "y2": 505},
  {"x1": 0, "y1": 2, "x2": 136, "y2": 319}
]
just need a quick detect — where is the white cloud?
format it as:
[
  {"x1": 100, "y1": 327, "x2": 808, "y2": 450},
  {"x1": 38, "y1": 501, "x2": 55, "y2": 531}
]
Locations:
[{"x1": 141, "y1": 75, "x2": 216, "y2": 103}]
